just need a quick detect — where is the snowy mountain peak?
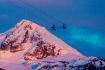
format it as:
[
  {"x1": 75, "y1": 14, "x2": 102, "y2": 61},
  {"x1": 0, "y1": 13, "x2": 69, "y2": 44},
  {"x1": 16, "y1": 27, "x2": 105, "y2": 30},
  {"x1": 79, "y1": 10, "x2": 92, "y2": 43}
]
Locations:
[
  {"x1": 0, "y1": 19, "x2": 83, "y2": 59},
  {"x1": 16, "y1": 19, "x2": 38, "y2": 27},
  {"x1": 18, "y1": 19, "x2": 33, "y2": 25},
  {"x1": 0, "y1": 20, "x2": 105, "y2": 70},
  {"x1": 0, "y1": 19, "x2": 93, "y2": 70},
  {"x1": 15, "y1": 19, "x2": 43, "y2": 31}
]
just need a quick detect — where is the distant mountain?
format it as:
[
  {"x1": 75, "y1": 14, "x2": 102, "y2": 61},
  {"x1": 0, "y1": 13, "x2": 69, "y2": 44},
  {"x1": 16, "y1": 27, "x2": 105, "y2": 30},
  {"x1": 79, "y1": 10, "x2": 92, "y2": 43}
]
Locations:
[{"x1": 0, "y1": 19, "x2": 105, "y2": 70}]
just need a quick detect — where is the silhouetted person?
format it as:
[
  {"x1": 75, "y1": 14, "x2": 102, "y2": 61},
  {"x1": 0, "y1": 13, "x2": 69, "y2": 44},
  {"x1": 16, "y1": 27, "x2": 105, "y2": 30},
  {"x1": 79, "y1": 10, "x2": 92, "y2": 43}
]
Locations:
[{"x1": 51, "y1": 25, "x2": 56, "y2": 31}]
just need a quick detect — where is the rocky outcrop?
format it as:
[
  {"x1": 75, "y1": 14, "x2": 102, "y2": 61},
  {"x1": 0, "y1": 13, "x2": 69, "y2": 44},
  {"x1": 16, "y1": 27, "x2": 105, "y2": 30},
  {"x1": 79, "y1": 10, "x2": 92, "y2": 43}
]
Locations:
[
  {"x1": 24, "y1": 40, "x2": 62, "y2": 60},
  {"x1": 35, "y1": 57, "x2": 105, "y2": 70}
]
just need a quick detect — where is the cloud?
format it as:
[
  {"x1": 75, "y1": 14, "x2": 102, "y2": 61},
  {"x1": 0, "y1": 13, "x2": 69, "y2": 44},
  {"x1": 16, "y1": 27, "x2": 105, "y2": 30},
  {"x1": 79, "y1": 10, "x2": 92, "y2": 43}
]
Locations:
[{"x1": 68, "y1": 26, "x2": 105, "y2": 47}]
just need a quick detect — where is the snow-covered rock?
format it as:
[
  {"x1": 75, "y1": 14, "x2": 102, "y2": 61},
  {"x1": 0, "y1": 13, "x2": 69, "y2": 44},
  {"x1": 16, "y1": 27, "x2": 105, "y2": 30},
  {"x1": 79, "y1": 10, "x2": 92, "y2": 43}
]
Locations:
[{"x1": 34, "y1": 57, "x2": 105, "y2": 70}]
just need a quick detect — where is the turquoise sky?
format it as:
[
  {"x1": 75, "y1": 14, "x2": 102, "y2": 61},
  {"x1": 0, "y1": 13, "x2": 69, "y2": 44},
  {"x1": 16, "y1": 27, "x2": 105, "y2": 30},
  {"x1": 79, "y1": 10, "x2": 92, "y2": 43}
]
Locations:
[{"x1": 0, "y1": 0, "x2": 105, "y2": 58}]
